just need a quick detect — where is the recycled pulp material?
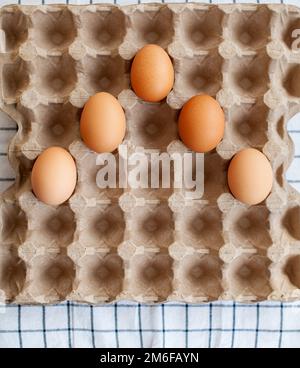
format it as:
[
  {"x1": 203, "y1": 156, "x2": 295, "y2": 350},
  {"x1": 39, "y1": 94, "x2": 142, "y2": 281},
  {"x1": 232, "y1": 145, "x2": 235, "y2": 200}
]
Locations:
[{"x1": 0, "y1": 3, "x2": 300, "y2": 303}]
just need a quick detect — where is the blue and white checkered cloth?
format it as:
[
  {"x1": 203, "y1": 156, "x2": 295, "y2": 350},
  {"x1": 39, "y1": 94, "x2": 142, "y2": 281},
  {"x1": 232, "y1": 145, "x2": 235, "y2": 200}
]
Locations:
[
  {"x1": 1, "y1": 0, "x2": 300, "y2": 349},
  {"x1": 2, "y1": 302, "x2": 300, "y2": 348}
]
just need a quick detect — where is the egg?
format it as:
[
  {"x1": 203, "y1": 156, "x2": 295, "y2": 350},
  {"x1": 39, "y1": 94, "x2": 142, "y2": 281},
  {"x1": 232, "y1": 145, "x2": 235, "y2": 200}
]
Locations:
[
  {"x1": 130, "y1": 44, "x2": 174, "y2": 102},
  {"x1": 227, "y1": 148, "x2": 273, "y2": 205},
  {"x1": 80, "y1": 92, "x2": 126, "y2": 153},
  {"x1": 178, "y1": 95, "x2": 225, "y2": 153},
  {"x1": 31, "y1": 147, "x2": 77, "y2": 206}
]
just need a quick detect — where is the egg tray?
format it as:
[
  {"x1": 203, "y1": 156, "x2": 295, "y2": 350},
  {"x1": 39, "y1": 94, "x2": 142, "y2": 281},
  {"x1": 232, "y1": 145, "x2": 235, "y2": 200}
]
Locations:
[{"x1": 1, "y1": 3, "x2": 300, "y2": 304}]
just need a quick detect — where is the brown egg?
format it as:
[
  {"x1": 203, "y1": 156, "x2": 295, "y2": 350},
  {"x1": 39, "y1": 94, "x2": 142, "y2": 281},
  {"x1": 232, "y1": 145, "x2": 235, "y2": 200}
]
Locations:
[
  {"x1": 178, "y1": 95, "x2": 225, "y2": 153},
  {"x1": 227, "y1": 148, "x2": 273, "y2": 205},
  {"x1": 80, "y1": 92, "x2": 126, "y2": 153},
  {"x1": 31, "y1": 147, "x2": 77, "y2": 206},
  {"x1": 130, "y1": 44, "x2": 174, "y2": 102}
]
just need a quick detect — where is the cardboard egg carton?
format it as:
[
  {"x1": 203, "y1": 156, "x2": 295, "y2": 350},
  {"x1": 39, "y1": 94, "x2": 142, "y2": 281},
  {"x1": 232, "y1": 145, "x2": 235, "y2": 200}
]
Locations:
[{"x1": 1, "y1": 3, "x2": 300, "y2": 304}]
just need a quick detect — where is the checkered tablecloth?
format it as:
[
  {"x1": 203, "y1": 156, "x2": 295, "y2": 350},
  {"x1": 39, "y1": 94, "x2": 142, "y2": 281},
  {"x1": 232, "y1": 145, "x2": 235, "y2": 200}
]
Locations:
[{"x1": 1, "y1": 0, "x2": 300, "y2": 349}]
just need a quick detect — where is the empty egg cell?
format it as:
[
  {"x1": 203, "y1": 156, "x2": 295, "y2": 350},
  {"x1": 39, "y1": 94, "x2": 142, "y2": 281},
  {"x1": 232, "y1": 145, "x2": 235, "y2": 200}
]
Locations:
[
  {"x1": 126, "y1": 162, "x2": 175, "y2": 200},
  {"x1": 81, "y1": 55, "x2": 129, "y2": 96},
  {"x1": 0, "y1": 201, "x2": 27, "y2": 245},
  {"x1": 282, "y1": 205, "x2": 300, "y2": 241},
  {"x1": 173, "y1": 52, "x2": 223, "y2": 100},
  {"x1": 33, "y1": 55, "x2": 77, "y2": 99},
  {"x1": 176, "y1": 204, "x2": 223, "y2": 251},
  {"x1": 230, "y1": 206, "x2": 272, "y2": 250},
  {"x1": 75, "y1": 149, "x2": 123, "y2": 200},
  {"x1": 284, "y1": 255, "x2": 300, "y2": 289},
  {"x1": 126, "y1": 101, "x2": 178, "y2": 149},
  {"x1": 0, "y1": 246, "x2": 26, "y2": 302},
  {"x1": 179, "y1": 6, "x2": 224, "y2": 51},
  {"x1": 283, "y1": 64, "x2": 300, "y2": 98},
  {"x1": 80, "y1": 8, "x2": 126, "y2": 52},
  {"x1": 230, "y1": 54, "x2": 270, "y2": 98},
  {"x1": 128, "y1": 252, "x2": 173, "y2": 302},
  {"x1": 2, "y1": 58, "x2": 29, "y2": 102},
  {"x1": 282, "y1": 15, "x2": 300, "y2": 50},
  {"x1": 75, "y1": 253, "x2": 124, "y2": 302},
  {"x1": 229, "y1": 103, "x2": 269, "y2": 149},
  {"x1": 31, "y1": 9, "x2": 76, "y2": 51},
  {"x1": 229, "y1": 6, "x2": 271, "y2": 50},
  {"x1": 0, "y1": 9, "x2": 28, "y2": 52},
  {"x1": 27, "y1": 204, "x2": 75, "y2": 248},
  {"x1": 203, "y1": 152, "x2": 228, "y2": 202},
  {"x1": 129, "y1": 202, "x2": 174, "y2": 249},
  {"x1": 227, "y1": 254, "x2": 271, "y2": 300},
  {"x1": 78, "y1": 204, "x2": 125, "y2": 249},
  {"x1": 176, "y1": 254, "x2": 223, "y2": 300},
  {"x1": 28, "y1": 254, "x2": 75, "y2": 302},
  {"x1": 128, "y1": 6, "x2": 174, "y2": 49},
  {"x1": 32, "y1": 103, "x2": 80, "y2": 149},
  {"x1": 13, "y1": 152, "x2": 34, "y2": 188}
]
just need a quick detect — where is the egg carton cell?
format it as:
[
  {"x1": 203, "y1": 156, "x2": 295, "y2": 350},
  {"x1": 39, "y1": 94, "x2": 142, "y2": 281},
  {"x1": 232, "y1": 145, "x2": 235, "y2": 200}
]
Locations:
[
  {"x1": 27, "y1": 103, "x2": 80, "y2": 151},
  {"x1": 17, "y1": 192, "x2": 75, "y2": 250},
  {"x1": 27, "y1": 254, "x2": 75, "y2": 303},
  {"x1": 282, "y1": 206, "x2": 300, "y2": 241},
  {"x1": 270, "y1": 204, "x2": 300, "y2": 248},
  {"x1": 70, "y1": 141, "x2": 124, "y2": 202},
  {"x1": 228, "y1": 206, "x2": 272, "y2": 251},
  {"x1": 228, "y1": 102, "x2": 269, "y2": 149},
  {"x1": 124, "y1": 161, "x2": 176, "y2": 202},
  {"x1": 0, "y1": 246, "x2": 26, "y2": 302},
  {"x1": 0, "y1": 201, "x2": 27, "y2": 245},
  {"x1": 0, "y1": 9, "x2": 28, "y2": 52},
  {"x1": 79, "y1": 7, "x2": 126, "y2": 53},
  {"x1": 175, "y1": 254, "x2": 223, "y2": 301},
  {"x1": 226, "y1": 254, "x2": 272, "y2": 301},
  {"x1": 283, "y1": 64, "x2": 300, "y2": 98},
  {"x1": 31, "y1": 9, "x2": 76, "y2": 52},
  {"x1": 128, "y1": 202, "x2": 174, "y2": 249},
  {"x1": 33, "y1": 55, "x2": 77, "y2": 99},
  {"x1": 179, "y1": 6, "x2": 224, "y2": 53},
  {"x1": 173, "y1": 52, "x2": 223, "y2": 101},
  {"x1": 270, "y1": 253, "x2": 300, "y2": 300},
  {"x1": 74, "y1": 253, "x2": 124, "y2": 303},
  {"x1": 284, "y1": 255, "x2": 300, "y2": 289},
  {"x1": 127, "y1": 252, "x2": 173, "y2": 302},
  {"x1": 282, "y1": 15, "x2": 300, "y2": 51},
  {"x1": 203, "y1": 152, "x2": 228, "y2": 202},
  {"x1": 229, "y1": 54, "x2": 270, "y2": 98},
  {"x1": 74, "y1": 204, "x2": 125, "y2": 249},
  {"x1": 229, "y1": 6, "x2": 272, "y2": 50},
  {"x1": 80, "y1": 55, "x2": 129, "y2": 97},
  {"x1": 175, "y1": 204, "x2": 223, "y2": 251},
  {"x1": 267, "y1": 202, "x2": 300, "y2": 250},
  {"x1": 2, "y1": 58, "x2": 30, "y2": 103},
  {"x1": 125, "y1": 101, "x2": 178, "y2": 149}
]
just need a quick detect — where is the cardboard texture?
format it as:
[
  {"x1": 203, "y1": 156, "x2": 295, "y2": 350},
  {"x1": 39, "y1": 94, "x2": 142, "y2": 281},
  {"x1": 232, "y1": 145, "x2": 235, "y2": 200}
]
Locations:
[{"x1": 0, "y1": 3, "x2": 300, "y2": 304}]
